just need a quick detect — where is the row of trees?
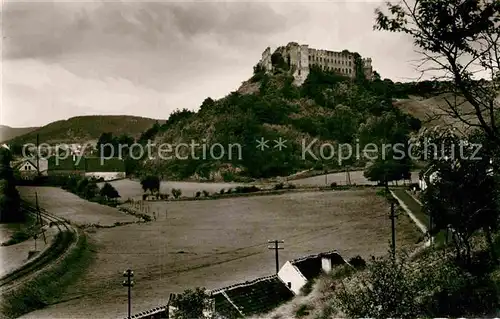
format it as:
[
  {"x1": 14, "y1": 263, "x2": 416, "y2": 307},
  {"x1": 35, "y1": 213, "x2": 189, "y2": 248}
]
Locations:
[{"x1": 62, "y1": 175, "x2": 120, "y2": 205}]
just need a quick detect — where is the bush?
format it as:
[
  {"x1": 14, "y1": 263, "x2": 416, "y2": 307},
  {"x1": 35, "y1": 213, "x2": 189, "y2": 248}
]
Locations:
[
  {"x1": 330, "y1": 182, "x2": 338, "y2": 189},
  {"x1": 219, "y1": 188, "x2": 225, "y2": 195},
  {"x1": 423, "y1": 273, "x2": 499, "y2": 317},
  {"x1": 300, "y1": 279, "x2": 315, "y2": 296},
  {"x1": 195, "y1": 191, "x2": 201, "y2": 198},
  {"x1": 348, "y1": 255, "x2": 366, "y2": 269},
  {"x1": 142, "y1": 194, "x2": 148, "y2": 200},
  {"x1": 295, "y1": 304, "x2": 312, "y2": 318},
  {"x1": 335, "y1": 254, "x2": 422, "y2": 318},
  {"x1": 274, "y1": 182, "x2": 284, "y2": 190},
  {"x1": 171, "y1": 188, "x2": 182, "y2": 199},
  {"x1": 202, "y1": 190, "x2": 209, "y2": 197}
]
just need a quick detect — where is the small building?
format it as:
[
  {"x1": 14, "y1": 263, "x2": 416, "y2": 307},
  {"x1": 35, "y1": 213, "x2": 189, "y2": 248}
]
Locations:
[
  {"x1": 418, "y1": 166, "x2": 438, "y2": 191},
  {"x1": 14, "y1": 158, "x2": 48, "y2": 179},
  {"x1": 278, "y1": 250, "x2": 347, "y2": 295}
]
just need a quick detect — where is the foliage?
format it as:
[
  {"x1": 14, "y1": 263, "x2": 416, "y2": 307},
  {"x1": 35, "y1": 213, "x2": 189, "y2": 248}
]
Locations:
[
  {"x1": 1, "y1": 232, "x2": 93, "y2": 318},
  {"x1": 336, "y1": 253, "x2": 422, "y2": 318},
  {"x1": 271, "y1": 52, "x2": 289, "y2": 71},
  {"x1": 171, "y1": 188, "x2": 182, "y2": 199},
  {"x1": 0, "y1": 148, "x2": 22, "y2": 223},
  {"x1": 374, "y1": 0, "x2": 500, "y2": 147},
  {"x1": 99, "y1": 182, "x2": 120, "y2": 200},
  {"x1": 416, "y1": 128, "x2": 499, "y2": 264},
  {"x1": 171, "y1": 287, "x2": 211, "y2": 319},
  {"x1": 137, "y1": 58, "x2": 422, "y2": 180},
  {"x1": 140, "y1": 175, "x2": 160, "y2": 194}
]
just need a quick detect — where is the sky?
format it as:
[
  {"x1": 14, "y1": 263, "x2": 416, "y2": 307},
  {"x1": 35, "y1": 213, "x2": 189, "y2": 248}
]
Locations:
[{"x1": 0, "y1": 0, "x2": 423, "y2": 128}]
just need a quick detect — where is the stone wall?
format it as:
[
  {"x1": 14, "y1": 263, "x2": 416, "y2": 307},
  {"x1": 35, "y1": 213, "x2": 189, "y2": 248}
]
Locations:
[{"x1": 258, "y1": 42, "x2": 373, "y2": 85}]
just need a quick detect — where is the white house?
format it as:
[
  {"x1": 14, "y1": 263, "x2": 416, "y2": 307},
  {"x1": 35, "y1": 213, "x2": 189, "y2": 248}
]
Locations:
[
  {"x1": 14, "y1": 158, "x2": 48, "y2": 179},
  {"x1": 278, "y1": 250, "x2": 347, "y2": 295}
]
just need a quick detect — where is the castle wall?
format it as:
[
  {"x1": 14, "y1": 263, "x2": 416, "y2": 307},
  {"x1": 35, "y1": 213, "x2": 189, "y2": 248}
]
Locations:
[
  {"x1": 258, "y1": 42, "x2": 373, "y2": 86},
  {"x1": 260, "y1": 47, "x2": 272, "y2": 72}
]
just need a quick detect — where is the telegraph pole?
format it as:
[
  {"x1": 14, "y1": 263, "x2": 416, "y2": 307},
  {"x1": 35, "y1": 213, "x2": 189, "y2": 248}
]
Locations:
[
  {"x1": 389, "y1": 201, "x2": 396, "y2": 260},
  {"x1": 35, "y1": 192, "x2": 47, "y2": 244},
  {"x1": 268, "y1": 240, "x2": 284, "y2": 274},
  {"x1": 122, "y1": 269, "x2": 134, "y2": 319},
  {"x1": 36, "y1": 133, "x2": 40, "y2": 176}
]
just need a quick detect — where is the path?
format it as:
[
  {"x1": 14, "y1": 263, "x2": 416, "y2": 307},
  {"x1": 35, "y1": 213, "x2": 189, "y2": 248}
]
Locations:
[{"x1": 390, "y1": 189, "x2": 432, "y2": 252}]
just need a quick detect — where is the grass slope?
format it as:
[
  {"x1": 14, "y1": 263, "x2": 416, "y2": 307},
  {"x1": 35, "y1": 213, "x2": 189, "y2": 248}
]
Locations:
[
  {"x1": 7, "y1": 115, "x2": 163, "y2": 145},
  {"x1": 0, "y1": 126, "x2": 39, "y2": 144}
]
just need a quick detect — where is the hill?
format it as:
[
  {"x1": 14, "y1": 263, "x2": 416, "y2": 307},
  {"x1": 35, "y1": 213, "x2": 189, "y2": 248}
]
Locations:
[
  {"x1": 6, "y1": 115, "x2": 164, "y2": 145},
  {"x1": 0, "y1": 125, "x2": 39, "y2": 143},
  {"x1": 394, "y1": 93, "x2": 478, "y2": 134},
  {"x1": 132, "y1": 56, "x2": 423, "y2": 181}
]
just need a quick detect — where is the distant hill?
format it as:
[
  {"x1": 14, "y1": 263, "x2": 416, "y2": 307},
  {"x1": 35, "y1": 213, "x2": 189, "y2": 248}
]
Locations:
[
  {"x1": 6, "y1": 115, "x2": 164, "y2": 145},
  {"x1": 394, "y1": 93, "x2": 479, "y2": 134},
  {"x1": 0, "y1": 125, "x2": 39, "y2": 143}
]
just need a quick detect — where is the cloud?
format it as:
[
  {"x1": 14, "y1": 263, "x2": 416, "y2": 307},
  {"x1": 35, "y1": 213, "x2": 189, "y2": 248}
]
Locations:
[{"x1": 1, "y1": 0, "x2": 424, "y2": 128}]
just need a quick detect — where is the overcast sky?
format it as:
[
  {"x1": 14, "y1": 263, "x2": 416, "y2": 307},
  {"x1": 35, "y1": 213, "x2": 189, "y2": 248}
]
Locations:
[{"x1": 1, "y1": 0, "x2": 422, "y2": 128}]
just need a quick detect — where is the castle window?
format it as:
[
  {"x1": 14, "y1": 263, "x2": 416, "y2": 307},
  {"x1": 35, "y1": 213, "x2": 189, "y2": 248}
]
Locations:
[{"x1": 349, "y1": 61, "x2": 351, "y2": 66}]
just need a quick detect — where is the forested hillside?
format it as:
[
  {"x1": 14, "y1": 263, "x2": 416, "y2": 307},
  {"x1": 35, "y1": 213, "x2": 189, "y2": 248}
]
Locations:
[{"x1": 132, "y1": 56, "x2": 427, "y2": 182}]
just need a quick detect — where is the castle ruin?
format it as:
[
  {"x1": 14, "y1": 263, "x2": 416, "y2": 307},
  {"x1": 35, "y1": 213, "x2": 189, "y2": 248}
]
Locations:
[{"x1": 258, "y1": 42, "x2": 373, "y2": 85}]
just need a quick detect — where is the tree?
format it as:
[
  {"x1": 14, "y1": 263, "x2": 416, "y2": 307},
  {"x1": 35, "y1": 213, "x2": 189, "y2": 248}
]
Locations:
[
  {"x1": 83, "y1": 181, "x2": 99, "y2": 200},
  {"x1": 171, "y1": 287, "x2": 211, "y2": 319},
  {"x1": 0, "y1": 148, "x2": 21, "y2": 223},
  {"x1": 416, "y1": 128, "x2": 499, "y2": 264},
  {"x1": 100, "y1": 182, "x2": 120, "y2": 201},
  {"x1": 171, "y1": 188, "x2": 182, "y2": 199},
  {"x1": 140, "y1": 175, "x2": 160, "y2": 194},
  {"x1": 97, "y1": 132, "x2": 116, "y2": 158},
  {"x1": 374, "y1": 0, "x2": 500, "y2": 147}
]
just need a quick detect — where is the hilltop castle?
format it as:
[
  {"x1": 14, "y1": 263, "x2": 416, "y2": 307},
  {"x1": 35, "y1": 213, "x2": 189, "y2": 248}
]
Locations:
[{"x1": 258, "y1": 42, "x2": 373, "y2": 85}]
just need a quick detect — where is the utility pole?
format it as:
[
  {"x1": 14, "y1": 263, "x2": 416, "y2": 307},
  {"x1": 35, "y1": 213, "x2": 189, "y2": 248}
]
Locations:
[
  {"x1": 35, "y1": 192, "x2": 46, "y2": 244},
  {"x1": 389, "y1": 201, "x2": 396, "y2": 260},
  {"x1": 268, "y1": 240, "x2": 284, "y2": 274},
  {"x1": 36, "y1": 133, "x2": 40, "y2": 176},
  {"x1": 346, "y1": 166, "x2": 351, "y2": 185},
  {"x1": 122, "y1": 269, "x2": 134, "y2": 319},
  {"x1": 429, "y1": 210, "x2": 434, "y2": 245}
]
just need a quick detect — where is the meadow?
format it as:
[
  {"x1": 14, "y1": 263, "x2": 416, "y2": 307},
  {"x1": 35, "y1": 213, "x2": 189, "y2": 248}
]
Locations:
[{"x1": 16, "y1": 188, "x2": 421, "y2": 319}]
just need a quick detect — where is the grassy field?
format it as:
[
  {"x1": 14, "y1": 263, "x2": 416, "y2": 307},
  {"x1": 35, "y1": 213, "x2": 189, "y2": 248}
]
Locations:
[
  {"x1": 17, "y1": 187, "x2": 138, "y2": 227},
  {"x1": 290, "y1": 170, "x2": 420, "y2": 187},
  {"x1": 17, "y1": 188, "x2": 421, "y2": 319},
  {"x1": 101, "y1": 179, "x2": 246, "y2": 200}
]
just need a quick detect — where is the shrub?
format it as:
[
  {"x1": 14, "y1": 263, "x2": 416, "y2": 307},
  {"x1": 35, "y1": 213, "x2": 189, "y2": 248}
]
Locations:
[
  {"x1": 171, "y1": 188, "x2": 182, "y2": 199},
  {"x1": 348, "y1": 255, "x2": 366, "y2": 269},
  {"x1": 202, "y1": 190, "x2": 209, "y2": 197},
  {"x1": 142, "y1": 194, "x2": 148, "y2": 200},
  {"x1": 219, "y1": 189, "x2": 225, "y2": 195},
  {"x1": 330, "y1": 182, "x2": 338, "y2": 189},
  {"x1": 195, "y1": 191, "x2": 201, "y2": 198},
  {"x1": 295, "y1": 304, "x2": 312, "y2": 318},
  {"x1": 274, "y1": 182, "x2": 284, "y2": 190},
  {"x1": 300, "y1": 279, "x2": 315, "y2": 296},
  {"x1": 335, "y1": 254, "x2": 421, "y2": 318}
]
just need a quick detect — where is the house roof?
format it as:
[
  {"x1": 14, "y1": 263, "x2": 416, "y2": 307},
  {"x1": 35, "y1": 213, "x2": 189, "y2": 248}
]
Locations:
[
  {"x1": 211, "y1": 275, "x2": 293, "y2": 317},
  {"x1": 14, "y1": 158, "x2": 48, "y2": 172},
  {"x1": 290, "y1": 250, "x2": 346, "y2": 280}
]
